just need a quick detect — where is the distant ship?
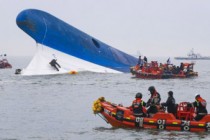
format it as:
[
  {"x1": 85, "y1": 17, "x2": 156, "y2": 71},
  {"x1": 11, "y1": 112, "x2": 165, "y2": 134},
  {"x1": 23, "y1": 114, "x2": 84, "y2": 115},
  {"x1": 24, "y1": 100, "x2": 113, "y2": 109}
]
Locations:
[
  {"x1": 174, "y1": 49, "x2": 210, "y2": 60},
  {"x1": 16, "y1": 9, "x2": 138, "y2": 75}
]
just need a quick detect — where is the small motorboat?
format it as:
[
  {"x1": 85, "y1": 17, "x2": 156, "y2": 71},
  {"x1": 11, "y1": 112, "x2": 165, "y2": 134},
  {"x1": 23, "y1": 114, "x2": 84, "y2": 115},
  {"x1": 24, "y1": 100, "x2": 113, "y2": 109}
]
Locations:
[
  {"x1": 93, "y1": 97, "x2": 210, "y2": 132},
  {"x1": 0, "y1": 59, "x2": 12, "y2": 69},
  {"x1": 130, "y1": 61, "x2": 198, "y2": 79}
]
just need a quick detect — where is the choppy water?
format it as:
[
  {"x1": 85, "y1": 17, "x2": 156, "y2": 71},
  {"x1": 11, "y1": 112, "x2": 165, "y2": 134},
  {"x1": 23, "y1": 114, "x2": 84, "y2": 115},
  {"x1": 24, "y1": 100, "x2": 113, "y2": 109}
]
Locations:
[{"x1": 0, "y1": 56, "x2": 210, "y2": 140}]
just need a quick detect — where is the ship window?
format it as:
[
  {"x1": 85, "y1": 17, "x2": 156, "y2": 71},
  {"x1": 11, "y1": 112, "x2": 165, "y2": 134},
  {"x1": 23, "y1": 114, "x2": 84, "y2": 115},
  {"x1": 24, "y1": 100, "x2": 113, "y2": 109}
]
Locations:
[{"x1": 92, "y1": 38, "x2": 100, "y2": 48}]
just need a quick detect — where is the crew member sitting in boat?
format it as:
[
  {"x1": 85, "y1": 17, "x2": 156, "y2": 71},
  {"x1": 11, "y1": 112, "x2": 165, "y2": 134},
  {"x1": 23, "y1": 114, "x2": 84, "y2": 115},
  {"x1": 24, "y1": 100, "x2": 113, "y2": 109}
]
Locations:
[
  {"x1": 192, "y1": 94, "x2": 208, "y2": 121},
  {"x1": 49, "y1": 59, "x2": 61, "y2": 71},
  {"x1": 161, "y1": 91, "x2": 176, "y2": 116},
  {"x1": 130, "y1": 92, "x2": 147, "y2": 117},
  {"x1": 146, "y1": 86, "x2": 161, "y2": 117}
]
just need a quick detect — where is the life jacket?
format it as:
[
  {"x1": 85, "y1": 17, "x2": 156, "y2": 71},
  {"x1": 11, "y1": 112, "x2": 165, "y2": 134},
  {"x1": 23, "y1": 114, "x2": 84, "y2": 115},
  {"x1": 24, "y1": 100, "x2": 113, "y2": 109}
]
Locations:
[
  {"x1": 150, "y1": 91, "x2": 161, "y2": 105},
  {"x1": 132, "y1": 99, "x2": 146, "y2": 115},
  {"x1": 135, "y1": 65, "x2": 140, "y2": 70},
  {"x1": 196, "y1": 97, "x2": 207, "y2": 107}
]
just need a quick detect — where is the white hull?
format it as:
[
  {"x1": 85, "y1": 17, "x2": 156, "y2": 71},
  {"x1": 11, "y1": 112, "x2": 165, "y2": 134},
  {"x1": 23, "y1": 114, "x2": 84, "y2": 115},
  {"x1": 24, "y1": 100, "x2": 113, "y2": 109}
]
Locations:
[{"x1": 21, "y1": 45, "x2": 122, "y2": 76}]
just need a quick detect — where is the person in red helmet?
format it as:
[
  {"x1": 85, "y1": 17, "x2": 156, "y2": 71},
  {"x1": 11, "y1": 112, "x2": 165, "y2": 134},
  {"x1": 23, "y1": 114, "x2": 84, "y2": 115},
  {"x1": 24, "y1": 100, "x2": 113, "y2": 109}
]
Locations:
[
  {"x1": 192, "y1": 94, "x2": 208, "y2": 121},
  {"x1": 130, "y1": 92, "x2": 147, "y2": 117}
]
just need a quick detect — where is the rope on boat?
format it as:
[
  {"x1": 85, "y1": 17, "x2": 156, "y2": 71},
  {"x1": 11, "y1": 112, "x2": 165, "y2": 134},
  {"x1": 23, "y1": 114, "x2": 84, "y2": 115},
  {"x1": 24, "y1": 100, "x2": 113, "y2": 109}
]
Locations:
[{"x1": 97, "y1": 113, "x2": 109, "y2": 124}]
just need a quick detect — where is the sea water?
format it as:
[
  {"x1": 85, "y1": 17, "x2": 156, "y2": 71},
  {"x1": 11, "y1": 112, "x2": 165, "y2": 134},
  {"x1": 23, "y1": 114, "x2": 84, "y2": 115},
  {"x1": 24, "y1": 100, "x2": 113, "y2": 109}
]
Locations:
[{"x1": 0, "y1": 56, "x2": 210, "y2": 140}]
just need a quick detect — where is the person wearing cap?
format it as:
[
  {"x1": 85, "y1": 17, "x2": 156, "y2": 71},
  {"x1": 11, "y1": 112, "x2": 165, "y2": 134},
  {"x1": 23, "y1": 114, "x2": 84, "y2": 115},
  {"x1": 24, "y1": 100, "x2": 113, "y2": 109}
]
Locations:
[
  {"x1": 161, "y1": 91, "x2": 176, "y2": 116},
  {"x1": 146, "y1": 86, "x2": 161, "y2": 117},
  {"x1": 130, "y1": 92, "x2": 147, "y2": 117},
  {"x1": 192, "y1": 94, "x2": 208, "y2": 121}
]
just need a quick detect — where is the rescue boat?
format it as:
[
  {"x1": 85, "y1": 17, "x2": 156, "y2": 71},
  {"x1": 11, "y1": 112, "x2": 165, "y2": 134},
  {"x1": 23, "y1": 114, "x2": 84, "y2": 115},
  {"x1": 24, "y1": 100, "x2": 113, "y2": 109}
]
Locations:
[
  {"x1": 130, "y1": 61, "x2": 198, "y2": 79},
  {"x1": 0, "y1": 59, "x2": 12, "y2": 69},
  {"x1": 93, "y1": 97, "x2": 210, "y2": 132}
]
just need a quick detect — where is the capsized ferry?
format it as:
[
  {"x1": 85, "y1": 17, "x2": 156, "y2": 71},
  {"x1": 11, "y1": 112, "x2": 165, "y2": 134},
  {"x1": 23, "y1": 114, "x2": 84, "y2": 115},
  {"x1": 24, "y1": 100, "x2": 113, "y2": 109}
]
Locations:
[
  {"x1": 16, "y1": 9, "x2": 137, "y2": 75},
  {"x1": 93, "y1": 97, "x2": 210, "y2": 132}
]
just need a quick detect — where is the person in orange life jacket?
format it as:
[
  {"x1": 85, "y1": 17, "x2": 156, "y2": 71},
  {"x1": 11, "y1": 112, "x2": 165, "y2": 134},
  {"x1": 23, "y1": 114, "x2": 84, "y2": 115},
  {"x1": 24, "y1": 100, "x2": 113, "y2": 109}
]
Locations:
[
  {"x1": 192, "y1": 94, "x2": 208, "y2": 121},
  {"x1": 161, "y1": 91, "x2": 176, "y2": 116},
  {"x1": 130, "y1": 92, "x2": 147, "y2": 117},
  {"x1": 146, "y1": 86, "x2": 161, "y2": 116}
]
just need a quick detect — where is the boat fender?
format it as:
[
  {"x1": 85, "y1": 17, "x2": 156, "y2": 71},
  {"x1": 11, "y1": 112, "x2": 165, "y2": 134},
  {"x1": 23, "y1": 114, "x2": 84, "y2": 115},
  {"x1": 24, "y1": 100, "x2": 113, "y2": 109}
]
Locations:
[{"x1": 92, "y1": 97, "x2": 105, "y2": 114}]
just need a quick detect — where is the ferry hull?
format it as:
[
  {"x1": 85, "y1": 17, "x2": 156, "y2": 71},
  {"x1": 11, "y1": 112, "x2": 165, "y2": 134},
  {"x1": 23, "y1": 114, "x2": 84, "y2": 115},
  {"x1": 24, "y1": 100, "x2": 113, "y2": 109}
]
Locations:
[{"x1": 16, "y1": 9, "x2": 138, "y2": 73}]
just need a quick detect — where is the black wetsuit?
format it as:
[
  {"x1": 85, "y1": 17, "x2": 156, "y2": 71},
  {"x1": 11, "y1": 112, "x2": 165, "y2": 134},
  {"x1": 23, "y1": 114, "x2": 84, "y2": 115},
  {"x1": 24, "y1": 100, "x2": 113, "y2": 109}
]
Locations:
[
  {"x1": 161, "y1": 96, "x2": 176, "y2": 115},
  {"x1": 50, "y1": 59, "x2": 61, "y2": 71}
]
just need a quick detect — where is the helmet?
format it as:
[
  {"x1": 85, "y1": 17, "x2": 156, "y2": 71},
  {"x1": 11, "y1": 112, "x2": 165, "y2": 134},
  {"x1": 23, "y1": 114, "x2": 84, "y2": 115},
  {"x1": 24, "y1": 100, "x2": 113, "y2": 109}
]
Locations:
[
  {"x1": 195, "y1": 94, "x2": 200, "y2": 99},
  {"x1": 168, "y1": 91, "x2": 173, "y2": 96},
  {"x1": 135, "y1": 92, "x2": 142, "y2": 98},
  {"x1": 148, "y1": 86, "x2": 155, "y2": 92}
]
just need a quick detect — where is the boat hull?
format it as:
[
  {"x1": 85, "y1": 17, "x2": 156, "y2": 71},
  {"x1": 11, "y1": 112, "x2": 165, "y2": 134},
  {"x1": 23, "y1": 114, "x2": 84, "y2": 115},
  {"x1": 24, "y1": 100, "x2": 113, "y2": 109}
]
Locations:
[
  {"x1": 16, "y1": 9, "x2": 138, "y2": 73},
  {"x1": 130, "y1": 62, "x2": 198, "y2": 79},
  {"x1": 131, "y1": 71, "x2": 198, "y2": 79},
  {"x1": 94, "y1": 100, "x2": 210, "y2": 132}
]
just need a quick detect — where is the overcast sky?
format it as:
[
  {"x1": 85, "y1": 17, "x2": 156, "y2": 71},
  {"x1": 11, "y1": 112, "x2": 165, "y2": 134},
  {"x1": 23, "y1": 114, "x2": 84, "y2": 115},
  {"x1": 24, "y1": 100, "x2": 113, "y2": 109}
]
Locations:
[{"x1": 1, "y1": 0, "x2": 210, "y2": 57}]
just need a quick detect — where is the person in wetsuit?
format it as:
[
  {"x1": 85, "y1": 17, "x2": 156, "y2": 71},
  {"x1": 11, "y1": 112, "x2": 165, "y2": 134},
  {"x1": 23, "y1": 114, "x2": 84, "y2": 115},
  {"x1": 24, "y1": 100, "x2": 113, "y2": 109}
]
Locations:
[
  {"x1": 146, "y1": 86, "x2": 161, "y2": 117},
  {"x1": 49, "y1": 59, "x2": 61, "y2": 71},
  {"x1": 161, "y1": 91, "x2": 176, "y2": 116}
]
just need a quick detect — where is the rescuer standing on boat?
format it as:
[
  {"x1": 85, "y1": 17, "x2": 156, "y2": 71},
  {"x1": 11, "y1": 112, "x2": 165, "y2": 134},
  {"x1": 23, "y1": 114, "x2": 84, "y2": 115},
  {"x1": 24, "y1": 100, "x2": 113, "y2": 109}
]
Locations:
[
  {"x1": 130, "y1": 92, "x2": 147, "y2": 117},
  {"x1": 192, "y1": 94, "x2": 208, "y2": 121},
  {"x1": 146, "y1": 86, "x2": 161, "y2": 117},
  {"x1": 137, "y1": 56, "x2": 143, "y2": 68},
  {"x1": 161, "y1": 91, "x2": 176, "y2": 116}
]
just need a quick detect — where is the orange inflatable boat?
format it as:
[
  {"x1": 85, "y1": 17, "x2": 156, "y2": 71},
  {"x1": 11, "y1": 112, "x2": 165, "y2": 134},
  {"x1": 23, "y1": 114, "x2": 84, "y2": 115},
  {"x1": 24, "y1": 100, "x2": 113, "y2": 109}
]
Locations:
[
  {"x1": 130, "y1": 61, "x2": 198, "y2": 79},
  {"x1": 93, "y1": 97, "x2": 210, "y2": 132}
]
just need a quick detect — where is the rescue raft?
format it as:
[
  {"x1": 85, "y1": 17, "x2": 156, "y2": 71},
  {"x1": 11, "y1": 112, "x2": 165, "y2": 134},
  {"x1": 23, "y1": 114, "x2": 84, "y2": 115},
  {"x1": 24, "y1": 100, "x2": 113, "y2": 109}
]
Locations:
[
  {"x1": 93, "y1": 97, "x2": 210, "y2": 132},
  {"x1": 0, "y1": 59, "x2": 12, "y2": 69},
  {"x1": 130, "y1": 61, "x2": 198, "y2": 79}
]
